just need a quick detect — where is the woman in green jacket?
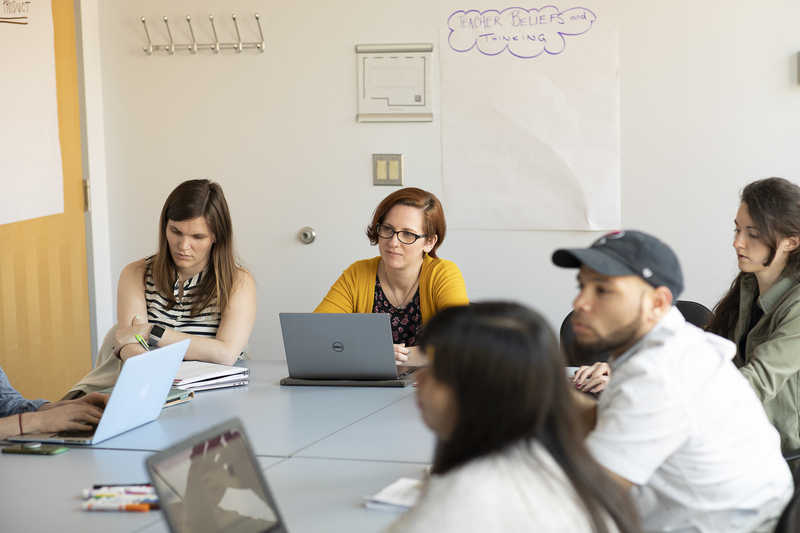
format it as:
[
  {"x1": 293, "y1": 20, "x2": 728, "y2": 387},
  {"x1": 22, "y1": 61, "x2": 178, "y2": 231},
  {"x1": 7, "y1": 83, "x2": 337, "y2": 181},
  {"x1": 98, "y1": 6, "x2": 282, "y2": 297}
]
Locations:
[{"x1": 707, "y1": 177, "x2": 800, "y2": 457}]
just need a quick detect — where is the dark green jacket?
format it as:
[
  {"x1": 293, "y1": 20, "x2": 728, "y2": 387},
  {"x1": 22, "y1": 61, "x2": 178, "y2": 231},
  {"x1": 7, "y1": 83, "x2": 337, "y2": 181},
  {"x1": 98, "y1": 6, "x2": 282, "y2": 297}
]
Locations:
[{"x1": 733, "y1": 272, "x2": 800, "y2": 456}]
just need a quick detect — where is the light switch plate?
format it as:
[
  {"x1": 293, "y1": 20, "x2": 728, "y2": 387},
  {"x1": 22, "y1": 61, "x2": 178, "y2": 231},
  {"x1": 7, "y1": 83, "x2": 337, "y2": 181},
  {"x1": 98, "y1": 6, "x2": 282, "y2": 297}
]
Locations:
[{"x1": 373, "y1": 154, "x2": 403, "y2": 186}]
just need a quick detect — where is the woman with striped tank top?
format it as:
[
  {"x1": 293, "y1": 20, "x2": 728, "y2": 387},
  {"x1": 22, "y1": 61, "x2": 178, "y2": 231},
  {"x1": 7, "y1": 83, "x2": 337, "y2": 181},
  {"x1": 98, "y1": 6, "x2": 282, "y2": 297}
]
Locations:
[{"x1": 65, "y1": 179, "x2": 256, "y2": 397}]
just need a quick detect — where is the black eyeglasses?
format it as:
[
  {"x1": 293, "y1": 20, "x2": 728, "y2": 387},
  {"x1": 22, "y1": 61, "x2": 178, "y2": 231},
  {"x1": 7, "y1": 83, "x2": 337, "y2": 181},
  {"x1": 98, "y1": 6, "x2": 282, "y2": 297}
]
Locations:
[{"x1": 376, "y1": 224, "x2": 426, "y2": 245}]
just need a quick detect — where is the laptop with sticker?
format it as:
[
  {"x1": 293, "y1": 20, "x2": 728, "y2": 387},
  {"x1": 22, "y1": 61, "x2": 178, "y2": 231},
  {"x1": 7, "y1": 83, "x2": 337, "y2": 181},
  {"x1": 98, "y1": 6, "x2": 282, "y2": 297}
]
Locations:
[{"x1": 146, "y1": 417, "x2": 288, "y2": 533}]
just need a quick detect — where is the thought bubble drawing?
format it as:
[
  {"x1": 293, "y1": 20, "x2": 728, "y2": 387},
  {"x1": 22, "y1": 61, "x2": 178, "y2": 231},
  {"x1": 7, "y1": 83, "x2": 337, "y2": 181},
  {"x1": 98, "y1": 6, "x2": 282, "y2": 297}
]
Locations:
[{"x1": 448, "y1": 6, "x2": 596, "y2": 58}]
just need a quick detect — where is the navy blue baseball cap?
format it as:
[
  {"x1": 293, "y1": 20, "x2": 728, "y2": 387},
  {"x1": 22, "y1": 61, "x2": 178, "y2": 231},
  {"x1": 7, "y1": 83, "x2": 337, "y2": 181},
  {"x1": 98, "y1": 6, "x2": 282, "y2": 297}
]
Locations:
[{"x1": 552, "y1": 230, "x2": 684, "y2": 299}]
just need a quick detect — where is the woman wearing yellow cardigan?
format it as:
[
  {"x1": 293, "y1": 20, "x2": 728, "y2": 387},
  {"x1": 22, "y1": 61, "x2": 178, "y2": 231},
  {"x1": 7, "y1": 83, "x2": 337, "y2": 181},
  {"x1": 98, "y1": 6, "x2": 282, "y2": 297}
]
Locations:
[{"x1": 315, "y1": 188, "x2": 469, "y2": 366}]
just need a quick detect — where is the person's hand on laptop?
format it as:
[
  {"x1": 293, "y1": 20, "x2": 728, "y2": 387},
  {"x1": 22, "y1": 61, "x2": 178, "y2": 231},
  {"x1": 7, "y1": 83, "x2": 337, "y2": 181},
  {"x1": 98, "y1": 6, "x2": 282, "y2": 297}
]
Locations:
[
  {"x1": 28, "y1": 392, "x2": 109, "y2": 434},
  {"x1": 395, "y1": 345, "x2": 430, "y2": 367},
  {"x1": 394, "y1": 343, "x2": 409, "y2": 365},
  {"x1": 570, "y1": 363, "x2": 610, "y2": 393},
  {"x1": 40, "y1": 392, "x2": 109, "y2": 412}
]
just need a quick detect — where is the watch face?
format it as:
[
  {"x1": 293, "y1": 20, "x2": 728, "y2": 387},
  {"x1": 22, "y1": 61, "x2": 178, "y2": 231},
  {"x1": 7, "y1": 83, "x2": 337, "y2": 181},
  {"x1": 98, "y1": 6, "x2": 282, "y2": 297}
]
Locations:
[{"x1": 150, "y1": 325, "x2": 166, "y2": 339}]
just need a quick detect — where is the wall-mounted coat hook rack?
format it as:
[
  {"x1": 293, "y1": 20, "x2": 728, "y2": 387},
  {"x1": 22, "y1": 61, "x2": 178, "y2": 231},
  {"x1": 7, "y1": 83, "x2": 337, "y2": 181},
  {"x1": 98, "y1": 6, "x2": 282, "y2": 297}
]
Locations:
[{"x1": 141, "y1": 13, "x2": 265, "y2": 55}]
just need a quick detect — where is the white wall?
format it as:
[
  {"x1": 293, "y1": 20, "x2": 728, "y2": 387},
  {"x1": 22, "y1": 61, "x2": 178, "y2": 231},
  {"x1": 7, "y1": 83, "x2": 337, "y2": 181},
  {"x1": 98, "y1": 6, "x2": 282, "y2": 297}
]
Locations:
[{"x1": 86, "y1": 0, "x2": 800, "y2": 360}]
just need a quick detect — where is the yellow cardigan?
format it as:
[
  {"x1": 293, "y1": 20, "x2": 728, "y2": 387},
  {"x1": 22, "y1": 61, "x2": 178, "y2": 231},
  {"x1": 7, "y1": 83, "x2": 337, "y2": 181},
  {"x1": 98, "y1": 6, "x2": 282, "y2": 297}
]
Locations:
[{"x1": 314, "y1": 255, "x2": 469, "y2": 324}]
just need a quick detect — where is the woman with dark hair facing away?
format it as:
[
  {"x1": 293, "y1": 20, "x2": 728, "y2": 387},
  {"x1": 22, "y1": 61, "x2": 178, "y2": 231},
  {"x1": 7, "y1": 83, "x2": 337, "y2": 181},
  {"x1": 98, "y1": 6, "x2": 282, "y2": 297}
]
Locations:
[
  {"x1": 707, "y1": 177, "x2": 800, "y2": 457},
  {"x1": 67, "y1": 179, "x2": 256, "y2": 396},
  {"x1": 385, "y1": 302, "x2": 640, "y2": 533},
  {"x1": 315, "y1": 188, "x2": 468, "y2": 367}
]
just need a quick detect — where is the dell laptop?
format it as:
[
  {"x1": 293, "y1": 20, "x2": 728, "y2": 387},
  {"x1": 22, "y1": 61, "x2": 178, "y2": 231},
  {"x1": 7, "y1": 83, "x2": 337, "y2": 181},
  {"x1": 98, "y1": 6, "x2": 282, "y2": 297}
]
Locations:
[{"x1": 279, "y1": 313, "x2": 418, "y2": 387}]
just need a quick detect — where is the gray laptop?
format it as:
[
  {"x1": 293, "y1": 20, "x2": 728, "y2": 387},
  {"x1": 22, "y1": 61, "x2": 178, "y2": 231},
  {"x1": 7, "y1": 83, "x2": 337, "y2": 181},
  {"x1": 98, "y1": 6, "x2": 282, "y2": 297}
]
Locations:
[
  {"x1": 279, "y1": 313, "x2": 418, "y2": 387},
  {"x1": 8, "y1": 339, "x2": 189, "y2": 445},
  {"x1": 146, "y1": 418, "x2": 287, "y2": 533}
]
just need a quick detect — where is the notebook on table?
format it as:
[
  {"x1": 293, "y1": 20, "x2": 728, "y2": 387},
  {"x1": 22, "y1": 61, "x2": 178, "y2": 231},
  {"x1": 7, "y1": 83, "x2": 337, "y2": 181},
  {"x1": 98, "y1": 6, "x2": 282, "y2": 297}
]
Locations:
[
  {"x1": 8, "y1": 339, "x2": 189, "y2": 445},
  {"x1": 173, "y1": 361, "x2": 250, "y2": 391},
  {"x1": 278, "y1": 313, "x2": 419, "y2": 387},
  {"x1": 146, "y1": 417, "x2": 288, "y2": 533}
]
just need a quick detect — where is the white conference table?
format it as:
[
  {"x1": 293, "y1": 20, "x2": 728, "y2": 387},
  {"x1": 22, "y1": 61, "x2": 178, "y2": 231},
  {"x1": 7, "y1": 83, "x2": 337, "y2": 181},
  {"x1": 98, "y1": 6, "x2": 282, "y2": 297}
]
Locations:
[{"x1": 0, "y1": 361, "x2": 436, "y2": 533}]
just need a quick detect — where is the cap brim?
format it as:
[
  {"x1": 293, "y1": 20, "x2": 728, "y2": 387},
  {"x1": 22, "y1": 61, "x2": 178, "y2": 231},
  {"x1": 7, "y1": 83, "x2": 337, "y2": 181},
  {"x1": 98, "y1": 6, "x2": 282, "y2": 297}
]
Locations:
[{"x1": 552, "y1": 248, "x2": 639, "y2": 278}]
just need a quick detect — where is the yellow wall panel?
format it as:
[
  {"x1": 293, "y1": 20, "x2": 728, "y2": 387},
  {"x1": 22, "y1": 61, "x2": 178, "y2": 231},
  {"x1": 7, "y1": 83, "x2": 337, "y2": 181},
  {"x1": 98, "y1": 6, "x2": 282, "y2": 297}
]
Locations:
[{"x1": 0, "y1": 0, "x2": 92, "y2": 401}]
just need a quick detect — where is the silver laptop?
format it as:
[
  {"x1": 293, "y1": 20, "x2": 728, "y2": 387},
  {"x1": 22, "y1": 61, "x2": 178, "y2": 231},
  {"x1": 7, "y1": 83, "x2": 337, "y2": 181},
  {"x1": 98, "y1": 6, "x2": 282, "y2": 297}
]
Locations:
[
  {"x1": 279, "y1": 313, "x2": 418, "y2": 385},
  {"x1": 8, "y1": 339, "x2": 189, "y2": 445},
  {"x1": 146, "y1": 418, "x2": 288, "y2": 533}
]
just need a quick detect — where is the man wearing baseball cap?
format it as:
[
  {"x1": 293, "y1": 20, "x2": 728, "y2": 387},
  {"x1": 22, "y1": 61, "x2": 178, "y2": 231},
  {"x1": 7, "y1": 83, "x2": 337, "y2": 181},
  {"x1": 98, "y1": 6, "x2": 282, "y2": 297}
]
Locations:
[{"x1": 553, "y1": 230, "x2": 793, "y2": 533}]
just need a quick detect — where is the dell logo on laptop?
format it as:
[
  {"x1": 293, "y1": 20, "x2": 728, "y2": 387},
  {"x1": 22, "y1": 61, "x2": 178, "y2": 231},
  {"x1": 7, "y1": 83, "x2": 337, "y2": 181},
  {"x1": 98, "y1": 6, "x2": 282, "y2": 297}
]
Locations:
[{"x1": 332, "y1": 342, "x2": 344, "y2": 352}]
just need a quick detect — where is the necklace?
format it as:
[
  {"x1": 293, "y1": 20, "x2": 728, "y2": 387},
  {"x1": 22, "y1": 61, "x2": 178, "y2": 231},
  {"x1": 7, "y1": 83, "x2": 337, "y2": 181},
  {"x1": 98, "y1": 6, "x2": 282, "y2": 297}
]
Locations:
[{"x1": 383, "y1": 265, "x2": 420, "y2": 310}]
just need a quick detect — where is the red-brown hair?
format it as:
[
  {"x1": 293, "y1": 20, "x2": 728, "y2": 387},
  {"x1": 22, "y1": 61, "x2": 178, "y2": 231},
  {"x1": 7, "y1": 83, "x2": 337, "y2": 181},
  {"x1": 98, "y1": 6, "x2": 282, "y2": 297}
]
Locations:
[{"x1": 366, "y1": 188, "x2": 446, "y2": 259}]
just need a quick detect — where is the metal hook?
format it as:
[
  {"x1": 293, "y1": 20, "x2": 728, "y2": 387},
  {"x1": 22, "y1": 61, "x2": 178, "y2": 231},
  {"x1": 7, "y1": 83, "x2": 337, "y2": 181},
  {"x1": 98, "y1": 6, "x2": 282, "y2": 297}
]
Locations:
[
  {"x1": 255, "y1": 13, "x2": 265, "y2": 52},
  {"x1": 163, "y1": 16, "x2": 174, "y2": 54},
  {"x1": 141, "y1": 13, "x2": 266, "y2": 55},
  {"x1": 209, "y1": 14, "x2": 219, "y2": 54},
  {"x1": 185, "y1": 16, "x2": 197, "y2": 54},
  {"x1": 232, "y1": 14, "x2": 242, "y2": 53},
  {"x1": 141, "y1": 17, "x2": 152, "y2": 55}
]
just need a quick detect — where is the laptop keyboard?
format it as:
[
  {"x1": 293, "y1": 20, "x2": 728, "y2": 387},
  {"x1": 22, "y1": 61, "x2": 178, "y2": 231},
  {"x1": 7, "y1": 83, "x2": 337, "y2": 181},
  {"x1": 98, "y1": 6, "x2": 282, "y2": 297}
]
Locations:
[
  {"x1": 53, "y1": 426, "x2": 96, "y2": 439},
  {"x1": 397, "y1": 367, "x2": 418, "y2": 379}
]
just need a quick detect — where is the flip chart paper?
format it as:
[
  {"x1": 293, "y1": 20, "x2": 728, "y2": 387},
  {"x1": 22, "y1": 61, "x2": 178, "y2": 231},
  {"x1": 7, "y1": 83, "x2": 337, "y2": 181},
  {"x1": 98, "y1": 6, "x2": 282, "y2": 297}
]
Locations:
[
  {"x1": 440, "y1": 3, "x2": 620, "y2": 230},
  {"x1": 0, "y1": 0, "x2": 64, "y2": 227}
]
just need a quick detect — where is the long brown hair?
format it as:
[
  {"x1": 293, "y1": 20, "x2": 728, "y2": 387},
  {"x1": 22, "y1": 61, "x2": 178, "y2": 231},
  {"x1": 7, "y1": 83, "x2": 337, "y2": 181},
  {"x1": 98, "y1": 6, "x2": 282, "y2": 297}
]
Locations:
[
  {"x1": 707, "y1": 177, "x2": 800, "y2": 335},
  {"x1": 366, "y1": 188, "x2": 446, "y2": 259},
  {"x1": 421, "y1": 303, "x2": 640, "y2": 533},
  {"x1": 146, "y1": 179, "x2": 240, "y2": 317}
]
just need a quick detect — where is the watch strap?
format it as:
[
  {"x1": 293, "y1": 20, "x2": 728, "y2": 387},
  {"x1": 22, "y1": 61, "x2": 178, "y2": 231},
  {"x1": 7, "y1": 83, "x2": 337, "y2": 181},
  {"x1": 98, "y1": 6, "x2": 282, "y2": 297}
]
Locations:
[{"x1": 149, "y1": 325, "x2": 166, "y2": 347}]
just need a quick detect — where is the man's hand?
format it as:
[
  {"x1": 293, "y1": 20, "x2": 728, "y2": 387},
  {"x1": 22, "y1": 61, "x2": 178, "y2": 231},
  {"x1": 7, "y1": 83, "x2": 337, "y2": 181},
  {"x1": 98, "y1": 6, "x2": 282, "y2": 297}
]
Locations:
[
  {"x1": 571, "y1": 362, "x2": 610, "y2": 393},
  {"x1": 29, "y1": 395, "x2": 108, "y2": 434}
]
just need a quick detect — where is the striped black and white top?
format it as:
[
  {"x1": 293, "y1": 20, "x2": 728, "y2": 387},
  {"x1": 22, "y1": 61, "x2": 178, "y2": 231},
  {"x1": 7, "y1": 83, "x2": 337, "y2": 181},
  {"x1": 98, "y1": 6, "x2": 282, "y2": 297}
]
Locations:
[{"x1": 145, "y1": 264, "x2": 221, "y2": 339}]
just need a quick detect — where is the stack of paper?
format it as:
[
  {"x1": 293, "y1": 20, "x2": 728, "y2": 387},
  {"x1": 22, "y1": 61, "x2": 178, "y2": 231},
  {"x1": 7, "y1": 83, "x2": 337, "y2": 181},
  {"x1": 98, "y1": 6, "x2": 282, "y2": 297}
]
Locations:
[
  {"x1": 363, "y1": 478, "x2": 423, "y2": 512},
  {"x1": 173, "y1": 361, "x2": 250, "y2": 391}
]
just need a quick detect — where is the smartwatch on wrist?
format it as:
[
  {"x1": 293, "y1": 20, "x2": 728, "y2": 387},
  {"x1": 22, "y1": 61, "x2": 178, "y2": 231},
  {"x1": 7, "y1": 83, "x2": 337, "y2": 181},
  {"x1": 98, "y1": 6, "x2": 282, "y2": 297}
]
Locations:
[{"x1": 149, "y1": 325, "x2": 166, "y2": 347}]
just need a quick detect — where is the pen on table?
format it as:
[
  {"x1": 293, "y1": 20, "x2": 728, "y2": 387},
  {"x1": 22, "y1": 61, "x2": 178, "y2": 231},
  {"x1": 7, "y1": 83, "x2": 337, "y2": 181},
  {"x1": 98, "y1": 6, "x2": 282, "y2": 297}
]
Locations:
[
  {"x1": 83, "y1": 490, "x2": 158, "y2": 503},
  {"x1": 92, "y1": 483, "x2": 153, "y2": 490},
  {"x1": 84, "y1": 487, "x2": 156, "y2": 498},
  {"x1": 134, "y1": 334, "x2": 151, "y2": 352}
]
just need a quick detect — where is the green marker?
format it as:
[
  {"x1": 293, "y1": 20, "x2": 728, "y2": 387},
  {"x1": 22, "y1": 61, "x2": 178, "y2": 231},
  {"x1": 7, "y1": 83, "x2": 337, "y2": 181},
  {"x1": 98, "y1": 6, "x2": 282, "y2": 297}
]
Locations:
[{"x1": 134, "y1": 334, "x2": 151, "y2": 352}]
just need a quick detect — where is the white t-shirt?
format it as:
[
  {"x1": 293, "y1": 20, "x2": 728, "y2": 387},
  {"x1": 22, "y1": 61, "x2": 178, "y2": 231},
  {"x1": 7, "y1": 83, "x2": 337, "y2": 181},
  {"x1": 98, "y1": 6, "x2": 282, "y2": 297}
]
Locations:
[
  {"x1": 586, "y1": 307, "x2": 793, "y2": 533},
  {"x1": 384, "y1": 439, "x2": 620, "y2": 533}
]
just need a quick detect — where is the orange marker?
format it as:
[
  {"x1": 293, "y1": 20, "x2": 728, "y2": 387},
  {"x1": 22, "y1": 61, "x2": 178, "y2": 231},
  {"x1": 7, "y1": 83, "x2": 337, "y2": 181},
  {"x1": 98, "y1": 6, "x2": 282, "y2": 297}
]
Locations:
[{"x1": 82, "y1": 501, "x2": 150, "y2": 512}]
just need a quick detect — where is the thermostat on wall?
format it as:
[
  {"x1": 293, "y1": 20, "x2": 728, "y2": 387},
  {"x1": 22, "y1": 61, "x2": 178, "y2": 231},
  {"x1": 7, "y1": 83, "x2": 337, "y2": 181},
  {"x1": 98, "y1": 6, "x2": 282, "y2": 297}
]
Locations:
[{"x1": 356, "y1": 43, "x2": 433, "y2": 123}]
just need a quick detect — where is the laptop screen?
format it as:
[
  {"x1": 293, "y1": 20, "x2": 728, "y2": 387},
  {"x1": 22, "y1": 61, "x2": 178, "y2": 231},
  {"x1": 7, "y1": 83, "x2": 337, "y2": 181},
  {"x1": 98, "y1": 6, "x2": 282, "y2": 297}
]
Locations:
[{"x1": 147, "y1": 419, "x2": 285, "y2": 533}]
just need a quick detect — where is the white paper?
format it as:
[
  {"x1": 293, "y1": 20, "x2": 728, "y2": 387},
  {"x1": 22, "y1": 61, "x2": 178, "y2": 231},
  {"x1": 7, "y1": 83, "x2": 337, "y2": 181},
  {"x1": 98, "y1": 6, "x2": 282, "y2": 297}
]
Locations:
[
  {"x1": 174, "y1": 361, "x2": 249, "y2": 386},
  {"x1": 364, "y1": 477, "x2": 423, "y2": 512},
  {"x1": 176, "y1": 379, "x2": 250, "y2": 392},
  {"x1": 0, "y1": 0, "x2": 64, "y2": 226},
  {"x1": 440, "y1": 2, "x2": 620, "y2": 230}
]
